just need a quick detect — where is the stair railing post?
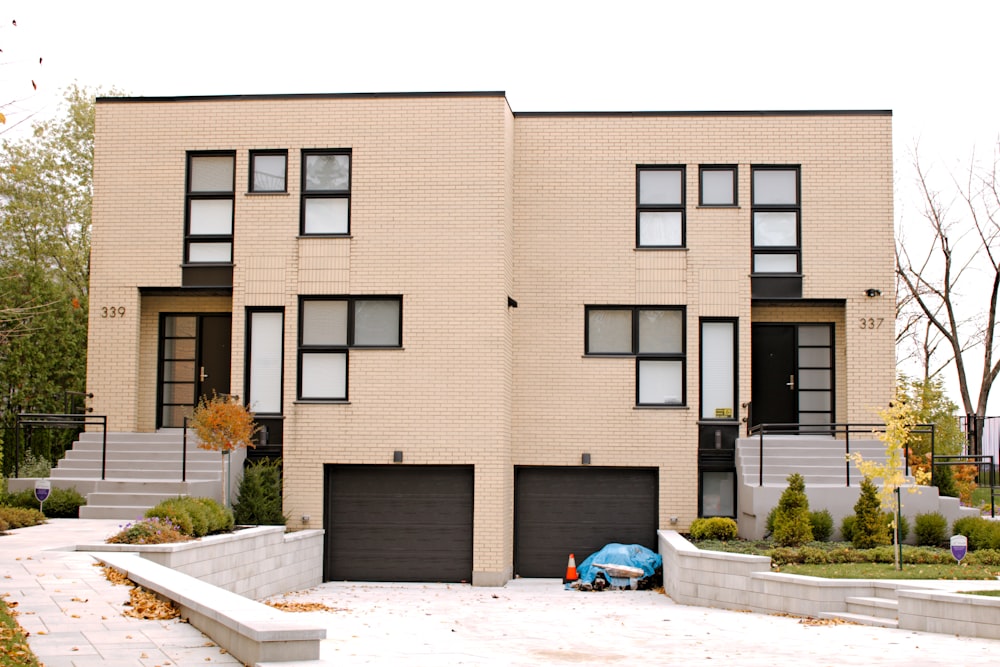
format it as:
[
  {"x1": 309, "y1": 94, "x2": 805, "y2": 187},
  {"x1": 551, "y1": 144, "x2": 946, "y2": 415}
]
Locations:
[
  {"x1": 100, "y1": 416, "x2": 107, "y2": 481},
  {"x1": 758, "y1": 427, "x2": 764, "y2": 487},
  {"x1": 845, "y1": 426, "x2": 851, "y2": 487},
  {"x1": 182, "y1": 417, "x2": 188, "y2": 483}
]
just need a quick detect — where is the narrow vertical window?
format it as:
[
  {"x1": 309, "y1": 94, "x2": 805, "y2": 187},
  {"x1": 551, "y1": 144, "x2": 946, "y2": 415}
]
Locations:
[
  {"x1": 186, "y1": 152, "x2": 235, "y2": 263},
  {"x1": 700, "y1": 319, "x2": 737, "y2": 420},
  {"x1": 247, "y1": 309, "x2": 284, "y2": 414},
  {"x1": 637, "y1": 166, "x2": 685, "y2": 247},
  {"x1": 751, "y1": 166, "x2": 800, "y2": 273}
]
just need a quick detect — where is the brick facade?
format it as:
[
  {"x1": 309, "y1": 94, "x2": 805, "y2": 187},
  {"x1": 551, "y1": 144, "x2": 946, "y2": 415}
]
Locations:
[{"x1": 88, "y1": 94, "x2": 894, "y2": 584}]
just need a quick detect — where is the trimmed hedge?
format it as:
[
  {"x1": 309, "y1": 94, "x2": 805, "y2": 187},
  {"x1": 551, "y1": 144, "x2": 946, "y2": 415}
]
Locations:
[
  {"x1": 689, "y1": 517, "x2": 738, "y2": 541},
  {"x1": 4, "y1": 487, "x2": 86, "y2": 518}
]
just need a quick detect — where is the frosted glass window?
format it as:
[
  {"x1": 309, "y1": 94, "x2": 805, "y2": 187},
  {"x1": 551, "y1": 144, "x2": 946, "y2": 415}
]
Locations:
[
  {"x1": 753, "y1": 212, "x2": 797, "y2": 246},
  {"x1": 638, "y1": 360, "x2": 683, "y2": 405},
  {"x1": 164, "y1": 316, "x2": 196, "y2": 337},
  {"x1": 252, "y1": 153, "x2": 286, "y2": 192},
  {"x1": 639, "y1": 169, "x2": 682, "y2": 205},
  {"x1": 302, "y1": 300, "x2": 347, "y2": 346},
  {"x1": 701, "y1": 471, "x2": 735, "y2": 517},
  {"x1": 305, "y1": 154, "x2": 350, "y2": 191},
  {"x1": 354, "y1": 300, "x2": 400, "y2": 346},
  {"x1": 189, "y1": 200, "x2": 233, "y2": 235},
  {"x1": 304, "y1": 198, "x2": 349, "y2": 234},
  {"x1": 701, "y1": 321, "x2": 735, "y2": 420},
  {"x1": 799, "y1": 391, "x2": 832, "y2": 411},
  {"x1": 799, "y1": 369, "x2": 832, "y2": 390},
  {"x1": 300, "y1": 352, "x2": 346, "y2": 399},
  {"x1": 753, "y1": 169, "x2": 797, "y2": 205},
  {"x1": 249, "y1": 311, "x2": 283, "y2": 414},
  {"x1": 190, "y1": 156, "x2": 234, "y2": 192},
  {"x1": 798, "y1": 326, "x2": 831, "y2": 346},
  {"x1": 638, "y1": 309, "x2": 683, "y2": 354},
  {"x1": 638, "y1": 211, "x2": 682, "y2": 246},
  {"x1": 799, "y1": 347, "x2": 830, "y2": 367},
  {"x1": 701, "y1": 168, "x2": 735, "y2": 206},
  {"x1": 587, "y1": 309, "x2": 632, "y2": 353},
  {"x1": 188, "y1": 242, "x2": 232, "y2": 263},
  {"x1": 753, "y1": 253, "x2": 797, "y2": 273}
]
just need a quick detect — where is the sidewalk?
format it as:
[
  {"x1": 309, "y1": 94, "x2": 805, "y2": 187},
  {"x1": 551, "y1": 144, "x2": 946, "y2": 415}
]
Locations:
[
  {"x1": 0, "y1": 519, "x2": 241, "y2": 667},
  {"x1": 2, "y1": 519, "x2": 1000, "y2": 666}
]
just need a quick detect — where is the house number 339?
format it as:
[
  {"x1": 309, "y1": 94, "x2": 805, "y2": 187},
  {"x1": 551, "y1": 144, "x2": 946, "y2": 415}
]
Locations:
[{"x1": 101, "y1": 306, "x2": 126, "y2": 318}]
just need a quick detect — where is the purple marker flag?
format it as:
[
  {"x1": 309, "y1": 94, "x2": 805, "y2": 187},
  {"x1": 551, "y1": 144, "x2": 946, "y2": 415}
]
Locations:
[{"x1": 950, "y1": 535, "x2": 968, "y2": 562}]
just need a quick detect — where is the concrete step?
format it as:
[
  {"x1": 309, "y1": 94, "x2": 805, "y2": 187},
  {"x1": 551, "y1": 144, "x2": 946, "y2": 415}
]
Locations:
[
  {"x1": 80, "y1": 504, "x2": 163, "y2": 520},
  {"x1": 87, "y1": 491, "x2": 199, "y2": 507},
  {"x1": 817, "y1": 611, "x2": 898, "y2": 628},
  {"x1": 51, "y1": 467, "x2": 220, "y2": 481},
  {"x1": 845, "y1": 595, "x2": 898, "y2": 620}
]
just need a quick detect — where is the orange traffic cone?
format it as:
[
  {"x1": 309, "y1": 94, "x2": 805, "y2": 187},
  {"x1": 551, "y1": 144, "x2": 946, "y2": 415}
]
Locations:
[{"x1": 563, "y1": 553, "x2": 578, "y2": 583}]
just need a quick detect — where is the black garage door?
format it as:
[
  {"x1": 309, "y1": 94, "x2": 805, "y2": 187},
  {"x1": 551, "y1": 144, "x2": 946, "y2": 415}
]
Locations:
[
  {"x1": 324, "y1": 465, "x2": 474, "y2": 583},
  {"x1": 515, "y1": 466, "x2": 658, "y2": 578}
]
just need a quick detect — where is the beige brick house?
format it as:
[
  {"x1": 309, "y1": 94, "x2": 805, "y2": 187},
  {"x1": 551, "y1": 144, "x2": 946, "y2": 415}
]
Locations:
[{"x1": 87, "y1": 92, "x2": 895, "y2": 585}]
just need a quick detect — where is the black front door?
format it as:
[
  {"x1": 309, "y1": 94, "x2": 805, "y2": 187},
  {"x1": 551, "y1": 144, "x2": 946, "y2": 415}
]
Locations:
[
  {"x1": 158, "y1": 313, "x2": 232, "y2": 428},
  {"x1": 750, "y1": 324, "x2": 797, "y2": 428}
]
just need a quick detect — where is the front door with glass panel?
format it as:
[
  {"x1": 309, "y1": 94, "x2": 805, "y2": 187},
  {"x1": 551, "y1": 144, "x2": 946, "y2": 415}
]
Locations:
[
  {"x1": 158, "y1": 314, "x2": 232, "y2": 428},
  {"x1": 750, "y1": 323, "x2": 833, "y2": 431}
]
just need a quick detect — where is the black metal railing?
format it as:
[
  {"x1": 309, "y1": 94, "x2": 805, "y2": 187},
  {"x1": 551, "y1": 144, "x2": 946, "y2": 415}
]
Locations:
[
  {"x1": 746, "y1": 422, "x2": 931, "y2": 487},
  {"x1": 15, "y1": 413, "x2": 107, "y2": 478}
]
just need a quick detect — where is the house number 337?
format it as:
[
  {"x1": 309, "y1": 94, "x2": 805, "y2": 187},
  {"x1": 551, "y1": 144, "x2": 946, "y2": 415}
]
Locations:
[
  {"x1": 101, "y1": 306, "x2": 126, "y2": 318},
  {"x1": 859, "y1": 317, "x2": 883, "y2": 330}
]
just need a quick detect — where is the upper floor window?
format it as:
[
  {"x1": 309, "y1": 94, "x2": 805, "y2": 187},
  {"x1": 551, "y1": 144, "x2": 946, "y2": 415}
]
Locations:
[
  {"x1": 297, "y1": 295, "x2": 401, "y2": 401},
  {"x1": 699, "y1": 165, "x2": 737, "y2": 206},
  {"x1": 636, "y1": 166, "x2": 685, "y2": 248},
  {"x1": 186, "y1": 152, "x2": 235, "y2": 263},
  {"x1": 301, "y1": 150, "x2": 351, "y2": 235},
  {"x1": 250, "y1": 150, "x2": 287, "y2": 193},
  {"x1": 585, "y1": 306, "x2": 686, "y2": 406},
  {"x1": 751, "y1": 166, "x2": 800, "y2": 274}
]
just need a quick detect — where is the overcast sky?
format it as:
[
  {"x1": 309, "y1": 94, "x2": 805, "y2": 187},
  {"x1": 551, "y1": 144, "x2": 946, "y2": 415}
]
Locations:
[{"x1": 4, "y1": 0, "x2": 999, "y2": 412}]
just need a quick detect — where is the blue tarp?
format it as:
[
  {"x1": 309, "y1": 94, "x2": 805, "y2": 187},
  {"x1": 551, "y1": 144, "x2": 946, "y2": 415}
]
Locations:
[{"x1": 574, "y1": 543, "x2": 662, "y2": 586}]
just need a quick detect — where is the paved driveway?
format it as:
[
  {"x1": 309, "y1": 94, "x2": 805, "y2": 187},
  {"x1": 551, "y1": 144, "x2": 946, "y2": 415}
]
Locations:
[{"x1": 272, "y1": 579, "x2": 1000, "y2": 666}]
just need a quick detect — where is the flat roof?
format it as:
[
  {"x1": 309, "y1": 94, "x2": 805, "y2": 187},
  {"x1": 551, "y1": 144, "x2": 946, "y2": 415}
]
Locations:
[{"x1": 95, "y1": 91, "x2": 891, "y2": 117}]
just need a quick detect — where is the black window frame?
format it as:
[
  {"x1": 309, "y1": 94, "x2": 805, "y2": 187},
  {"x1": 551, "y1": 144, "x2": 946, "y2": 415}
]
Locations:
[
  {"x1": 296, "y1": 295, "x2": 402, "y2": 401},
  {"x1": 750, "y1": 165, "x2": 801, "y2": 275},
  {"x1": 300, "y1": 149, "x2": 352, "y2": 236},
  {"x1": 698, "y1": 165, "x2": 738, "y2": 207},
  {"x1": 698, "y1": 317, "x2": 738, "y2": 421},
  {"x1": 185, "y1": 150, "x2": 236, "y2": 265},
  {"x1": 636, "y1": 165, "x2": 686, "y2": 248},
  {"x1": 249, "y1": 149, "x2": 288, "y2": 193},
  {"x1": 584, "y1": 305, "x2": 686, "y2": 407},
  {"x1": 244, "y1": 306, "x2": 285, "y2": 416}
]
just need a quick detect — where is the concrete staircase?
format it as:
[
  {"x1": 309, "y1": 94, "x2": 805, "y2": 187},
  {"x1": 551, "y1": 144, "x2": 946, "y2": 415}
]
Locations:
[
  {"x1": 735, "y1": 434, "x2": 982, "y2": 539},
  {"x1": 10, "y1": 431, "x2": 225, "y2": 520},
  {"x1": 819, "y1": 583, "x2": 902, "y2": 628}
]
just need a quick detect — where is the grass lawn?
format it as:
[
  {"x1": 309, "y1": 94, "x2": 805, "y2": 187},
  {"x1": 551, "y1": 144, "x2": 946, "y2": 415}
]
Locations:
[
  {"x1": 777, "y1": 562, "x2": 999, "y2": 580},
  {"x1": 960, "y1": 589, "x2": 1000, "y2": 596},
  {"x1": 0, "y1": 597, "x2": 40, "y2": 667}
]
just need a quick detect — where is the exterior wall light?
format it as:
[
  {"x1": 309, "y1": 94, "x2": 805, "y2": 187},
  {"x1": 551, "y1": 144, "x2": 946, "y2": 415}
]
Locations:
[{"x1": 865, "y1": 288, "x2": 881, "y2": 297}]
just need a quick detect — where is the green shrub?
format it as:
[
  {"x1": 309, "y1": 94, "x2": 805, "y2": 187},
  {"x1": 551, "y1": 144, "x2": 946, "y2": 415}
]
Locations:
[
  {"x1": 5, "y1": 487, "x2": 86, "y2": 518},
  {"x1": 0, "y1": 505, "x2": 46, "y2": 529},
  {"x1": 851, "y1": 477, "x2": 890, "y2": 549},
  {"x1": 840, "y1": 515, "x2": 856, "y2": 543},
  {"x1": 809, "y1": 510, "x2": 834, "y2": 542},
  {"x1": 192, "y1": 497, "x2": 234, "y2": 534},
  {"x1": 935, "y1": 462, "x2": 959, "y2": 497},
  {"x1": 106, "y1": 517, "x2": 189, "y2": 545},
  {"x1": 772, "y1": 473, "x2": 813, "y2": 547},
  {"x1": 689, "y1": 517, "x2": 738, "y2": 541},
  {"x1": 233, "y1": 458, "x2": 286, "y2": 526},
  {"x1": 888, "y1": 512, "x2": 910, "y2": 543},
  {"x1": 953, "y1": 516, "x2": 1000, "y2": 550},
  {"x1": 967, "y1": 548, "x2": 1000, "y2": 566},
  {"x1": 145, "y1": 501, "x2": 194, "y2": 536},
  {"x1": 915, "y1": 512, "x2": 948, "y2": 547}
]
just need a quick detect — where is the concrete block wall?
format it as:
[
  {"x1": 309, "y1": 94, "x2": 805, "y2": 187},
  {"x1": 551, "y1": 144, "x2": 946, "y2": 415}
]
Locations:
[{"x1": 89, "y1": 526, "x2": 323, "y2": 600}]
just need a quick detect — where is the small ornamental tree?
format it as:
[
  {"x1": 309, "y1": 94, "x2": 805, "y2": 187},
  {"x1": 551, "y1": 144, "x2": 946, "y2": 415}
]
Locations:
[
  {"x1": 772, "y1": 473, "x2": 813, "y2": 547},
  {"x1": 852, "y1": 476, "x2": 891, "y2": 549},
  {"x1": 189, "y1": 393, "x2": 259, "y2": 507}
]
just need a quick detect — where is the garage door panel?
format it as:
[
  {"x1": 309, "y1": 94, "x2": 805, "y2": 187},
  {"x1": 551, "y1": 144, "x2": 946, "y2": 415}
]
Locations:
[
  {"x1": 325, "y1": 465, "x2": 473, "y2": 583},
  {"x1": 515, "y1": 467, "x2": 658, "y2": 578}
]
